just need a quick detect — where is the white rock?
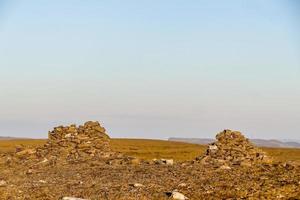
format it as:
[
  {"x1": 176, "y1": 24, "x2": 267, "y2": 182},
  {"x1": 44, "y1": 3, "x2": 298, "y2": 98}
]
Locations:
[
  {"x1": 0, "y1": 180, "x2": 7, "y2": 187},
  {"x1": 161, "y1": 159, "x2": 174, "y2": 165},
  {"x1": 208, "y1": 145, "x2": 218, "y2": 151},
  {"x1": 39, "y1": 158, "x2": 48, "y2": 164},
  {"x1": 129, "y1": 183, "x2": 144, "y2": 188},
  {"x1": 172, "y1": 191, "x2": 189, "y2": 200},
  {"x1": 219, "y1": 165, "x2": 231, "y2": 170},
  {"x1": 62, "y1": 197, "x2": 88, "y2": 200},
  {"x1": 38, "y1": 180, "x2": 47, "y2": 184},
  {"x1": 134, "y1": 183, "x2": 144, "y2": 187},
  {"x1": 165, "y1": 159, "x2": 174, "y2": 165}
]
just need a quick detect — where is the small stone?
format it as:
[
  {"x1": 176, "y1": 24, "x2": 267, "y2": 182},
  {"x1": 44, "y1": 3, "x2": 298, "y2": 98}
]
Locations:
[
  {"x1": 178, "y1": 183, "x2": 187, "y2": 187},
  {"x1": 129, "y1": 183, "x2": 144, "y2": 188},
  {"x1": 38, "y1": 180, "x2": 47, "y2": 184},
  {"x1": 152, "y1": 158, "x2": 160, "y2": 164},
  {"x1": 164, "y1": 159, "x2": 174, "y2": 165},
  {"x1": 0, "y1": 180, "x2": 7, "y2": 187},
  {"x1": 209, "y1": 145, "x2": 218, "y2": 151},
  {"x1": 15, "y1": 149, "x2": 36, "y2": 157},
  {"x1": 157, "y1": 159, "x2": 174, "y2": 165},
  {"x1": 37, "y1": 158, "x2": 49, "y2": 165},
  {"x1": 219, "y1": 165, "x2": 231, "y2": 170},
  {"x1": 94, "y1": 126, "x2": 105, "y2": 133},
  {"x1": 171, "y1": 190, "x2": 189, "y2": 200},
  {"x1": 41, "y1": 158, "x2": 49, "y2": 163}
]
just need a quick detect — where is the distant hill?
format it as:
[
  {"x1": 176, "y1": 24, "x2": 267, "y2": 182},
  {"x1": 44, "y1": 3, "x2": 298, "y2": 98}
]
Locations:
[
  {"x1": 0, "y1": 136, "x2": 28, "y2": 140},
  {"x1": 168, "y1": 137, "x2": 300, "y2": 148}
]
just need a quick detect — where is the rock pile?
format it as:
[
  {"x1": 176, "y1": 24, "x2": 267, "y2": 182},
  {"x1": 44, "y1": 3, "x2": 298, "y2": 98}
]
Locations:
[
  {"x1": 33, "y1": 121, "x2": 112, "y2": 162},
  {"x1": 198, "y1": 129, "x2": 271, "y2": 167}
]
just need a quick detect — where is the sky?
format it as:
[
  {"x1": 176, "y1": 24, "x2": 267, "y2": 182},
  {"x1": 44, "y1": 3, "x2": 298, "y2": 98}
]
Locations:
[{"x1": 0, "y1": 0, "x2": 299, "y2": 140}]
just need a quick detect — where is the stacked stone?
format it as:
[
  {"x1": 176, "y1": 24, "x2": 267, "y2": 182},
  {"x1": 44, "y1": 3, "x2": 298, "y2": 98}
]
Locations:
[
  {"x1": 199, "y1": 129, "x2": 271, "y2": 167},
  {"x1": 35, "y1": 121, "x2": 112, "y2": 162}
]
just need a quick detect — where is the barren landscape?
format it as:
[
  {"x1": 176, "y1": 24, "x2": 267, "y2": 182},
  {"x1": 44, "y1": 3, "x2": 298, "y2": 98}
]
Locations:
[
  {"x1": 1, "y1": 1, "x2": 300, "y2": 199},
  {"x1": 0, "y1": 121, "x2": 299, "y2": 200}
]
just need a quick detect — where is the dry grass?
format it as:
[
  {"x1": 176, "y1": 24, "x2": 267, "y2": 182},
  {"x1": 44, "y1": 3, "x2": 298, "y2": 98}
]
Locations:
[
  {"x1": 1, "y1": 138, "x2": 300, "y2": 163},
  {"x1": 111, "y1": 138, "x2": 205, "y2": 161},
  {"x1": 264, "y1": 147, "x2": 300, "y2": 164},
  {"x1": 0, "y1": 139, "x2": 45, "y2": 154}
]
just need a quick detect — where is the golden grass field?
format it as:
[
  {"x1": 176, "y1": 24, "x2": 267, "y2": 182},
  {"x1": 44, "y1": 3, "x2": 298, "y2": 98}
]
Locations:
[{"x1": 1, "y1": 138, "x2": 300, "y2": 163}]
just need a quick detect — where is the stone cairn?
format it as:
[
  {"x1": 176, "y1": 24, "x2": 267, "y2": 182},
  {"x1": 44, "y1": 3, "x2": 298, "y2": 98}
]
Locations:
[
  {"x1": 13, "y1": 121, "x2": 137, "y2": 165},
  {"x1": 35, "y1": 121, "x2": 112, "y2": 162},
  {"x1": 197, "y1": 129, "x2": 271, "y2": 167}
]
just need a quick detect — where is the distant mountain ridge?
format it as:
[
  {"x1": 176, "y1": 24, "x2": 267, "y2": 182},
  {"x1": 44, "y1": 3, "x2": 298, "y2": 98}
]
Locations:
[
  {"x1": 168, "y1": 137, "x2": 300, "y2": 148},
  {"x1": 0, "y1": 136, "x2": 28, "y2": 140}
]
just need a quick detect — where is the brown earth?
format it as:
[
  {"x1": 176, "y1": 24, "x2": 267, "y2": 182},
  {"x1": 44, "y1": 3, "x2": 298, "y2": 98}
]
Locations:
[{"x1": 0, "y1": 122, "x2": 299, "y2": 200}]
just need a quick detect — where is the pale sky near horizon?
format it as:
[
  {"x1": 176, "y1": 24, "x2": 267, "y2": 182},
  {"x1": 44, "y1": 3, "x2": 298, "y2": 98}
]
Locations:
[{"x1": 0, "y1": 0, "x2": 299, "y2": 140}]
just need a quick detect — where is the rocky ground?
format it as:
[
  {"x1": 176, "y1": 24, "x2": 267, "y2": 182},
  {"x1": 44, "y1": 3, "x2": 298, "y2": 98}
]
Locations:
[{"x1": 0, "y1": 122, "x2": 299, "y2": 200}]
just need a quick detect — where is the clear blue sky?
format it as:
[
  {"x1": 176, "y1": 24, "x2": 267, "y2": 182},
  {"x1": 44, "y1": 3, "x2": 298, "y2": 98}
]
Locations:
[{"x1": 0, "y1": 0, "x2": 299, "y2": 139}]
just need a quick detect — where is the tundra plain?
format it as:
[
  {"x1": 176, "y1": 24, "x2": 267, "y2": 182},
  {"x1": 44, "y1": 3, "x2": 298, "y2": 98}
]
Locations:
[
  {"x1": 1, "y1": 138, "x2": 300, "y2": 163},
  {"x1": 0, "y1": 123, "x2": 300, "y2": 200}
]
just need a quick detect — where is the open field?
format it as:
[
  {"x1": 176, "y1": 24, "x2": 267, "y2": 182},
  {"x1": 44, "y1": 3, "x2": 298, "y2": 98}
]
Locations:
[{"x1": 1, "y1": 138, "x2": 300, "y2": 163}]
